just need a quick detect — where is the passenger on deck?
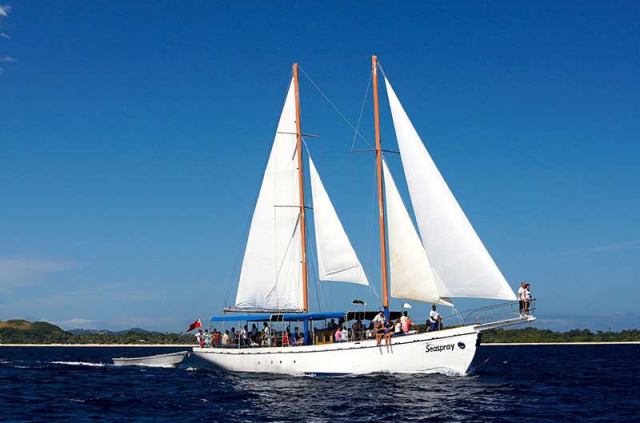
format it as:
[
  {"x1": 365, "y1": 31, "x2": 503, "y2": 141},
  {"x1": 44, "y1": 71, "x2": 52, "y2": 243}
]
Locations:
[
  {"x1": 261, "y1": 322, "x2": 271, "y2": 346},
  {"x1": 212, "y1": 329, "x2": 221, "y2": 346},
  {"x1": 525, "y1": 283, "x2": 532, "y2": 316},
  {"x1": 250, "y1": 324, "x2": 259, "y2": 344},
  {"x1": 282, "y1": 329, "x2": 291, "y2": 346},
  {"x1": 429, "y1": 305, "x2": 442, "y2": 331},
  {"x1": 240, "y1": 325, "x2": 249, "y2": 346},
  {"x1": 334, "y1": 326, "x2": 342, "y2": 342},
  {"x1": 203, "y1": 329, "x2": 211, "y2": 347},
  {"x1": 384, "y1": 319, "x2": 394, "y2": 346},
  {"x1": 195, "y1": 329, "x2": 204, "y2": 348},
  {"x1": 230, "y1": 327, "x2": 236, "y2": 344},
  {"x1": 401, "y1": 311, "x2": 410, "y2": 334},
  {"x1": 518, "y1": 281, "x2": 527, "y2": 317},
  {"x1": 375, "y1": 316, "x2": 386, "y2": 346},
  {"x1": 292, "y1": 327, "x2": 304, "y2": 345},
  {"x1": 394, "y1": 319, "x2": 402, "y2": 334},
  {"x1": 352, "y1": 320, "x2": 363, "y2": 340},
  {"x1": 222, "y1": 330, "x2": 230, "y2": 345},
  {"x1": 341, "y1": 326, "x2": 348, "y2": 342},
  {"x1": 366, "y1": 323, "x2": 375, "y2": 340},
  {"x1": 372, "y1": 311, "x2": 385, "y2": 325},
  {"x1": 327, "y1": 319, "x2": 338, "y2": 330}
]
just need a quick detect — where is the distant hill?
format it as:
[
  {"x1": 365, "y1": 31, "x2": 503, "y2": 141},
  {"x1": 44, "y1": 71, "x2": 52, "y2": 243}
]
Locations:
[
  {"x1": 0, "y1": 320, "x2": 192, "y2": 345},
  {"x1": 0, "y1": 320, "x2": 71, "y2": 343}
]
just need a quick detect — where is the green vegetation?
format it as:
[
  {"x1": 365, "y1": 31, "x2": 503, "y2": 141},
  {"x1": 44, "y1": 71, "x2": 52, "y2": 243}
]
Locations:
[
  {"x1": 2, "y1": 320, "x2": 639, "y2": 345},
  {"x1": 0, "y1": 320, "x2": 192, "y2": 345},
  {"x1": 482, "y1": 327, "x2": 640, "y2": 343}
]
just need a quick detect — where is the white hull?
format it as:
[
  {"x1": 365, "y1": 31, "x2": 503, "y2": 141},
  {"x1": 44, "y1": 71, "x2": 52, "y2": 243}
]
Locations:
[
  {"x1": 112, "y1": 351, "x2": 189, "y2": 367},
  {"x1": 193, "y1": 326, "x2": 480, "y2": 375}
]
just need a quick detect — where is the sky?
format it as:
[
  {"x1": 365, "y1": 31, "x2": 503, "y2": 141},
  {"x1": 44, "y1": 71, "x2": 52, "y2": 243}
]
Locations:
[{"x1": 1, "y1": 1, "x2": 639, "y2": 332}]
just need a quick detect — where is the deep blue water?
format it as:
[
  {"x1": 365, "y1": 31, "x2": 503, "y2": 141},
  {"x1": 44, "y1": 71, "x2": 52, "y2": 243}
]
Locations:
[{"x1": 0, "y1": 345, "x2": 638, "y2": 422}]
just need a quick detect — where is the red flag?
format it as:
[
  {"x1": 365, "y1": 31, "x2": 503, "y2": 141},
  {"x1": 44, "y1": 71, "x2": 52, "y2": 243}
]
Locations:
[{"x1": 187, "y1": 318, "x2": 202, "y2": 332}]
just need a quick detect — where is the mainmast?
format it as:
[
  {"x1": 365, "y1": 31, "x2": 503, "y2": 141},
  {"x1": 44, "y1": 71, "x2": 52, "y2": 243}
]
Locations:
[
  {"x1": 372, "y1": 55, "x2": 390, "y2": 313},
  {"x1": 293, "y1": 63, "x2": 309, "y2": 312}
]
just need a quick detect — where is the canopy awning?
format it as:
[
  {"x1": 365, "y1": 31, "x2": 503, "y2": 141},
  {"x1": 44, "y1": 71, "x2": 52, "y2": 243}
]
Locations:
[
  {"x1": 210, "y1": 311, "x2": 405, "y2": 323},
  {"x1": 281, "y1": 312, "x2": 345, "y2": 321},
  {"x1": 210, "y1": 315, "x2": 273, "y2": 323}
]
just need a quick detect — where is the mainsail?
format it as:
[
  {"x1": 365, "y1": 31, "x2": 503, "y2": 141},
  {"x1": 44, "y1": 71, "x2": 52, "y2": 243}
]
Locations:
[
  {"x1": 384, "y1": 77, "x2": 516, "y2": 301},
  {"x1": 382, "y1": 160, "x2": 450, "y2": 305},
  {"x1": 309, "y1": 157, "x2": 368, "y2": 286},
  {"x1": 234, "y1": 78, "x2": 304, "y2": 310}
]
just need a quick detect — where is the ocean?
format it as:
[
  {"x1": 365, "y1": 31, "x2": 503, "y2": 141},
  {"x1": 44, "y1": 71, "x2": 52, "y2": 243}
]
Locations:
[{"x1": 0, "y1": 345, "x2": 638, "y2": 422}]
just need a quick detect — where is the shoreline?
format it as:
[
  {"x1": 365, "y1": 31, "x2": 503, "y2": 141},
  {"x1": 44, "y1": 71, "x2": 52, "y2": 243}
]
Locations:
[{"x1": 0, "y1": 342, "x2": 638, "y2": 347}]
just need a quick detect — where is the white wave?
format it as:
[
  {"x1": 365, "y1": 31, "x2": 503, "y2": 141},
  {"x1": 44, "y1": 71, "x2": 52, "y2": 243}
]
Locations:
[{"x1": 50, "y1": 361, "x2": 106, "y2": 367}]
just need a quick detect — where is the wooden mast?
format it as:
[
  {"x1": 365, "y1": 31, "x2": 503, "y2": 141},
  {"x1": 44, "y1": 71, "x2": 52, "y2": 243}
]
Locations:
[
  {"x1": 372, "y1": 55, "x2": 390, "y2": 312},
  {"x1": 293, "y1": 63, "x2": 309, "y2": 312}
]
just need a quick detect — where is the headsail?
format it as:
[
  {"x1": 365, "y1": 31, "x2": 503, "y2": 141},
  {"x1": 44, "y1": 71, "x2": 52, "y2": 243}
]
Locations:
[
  {"x1": 309, "y1": 157, "x2": 369, "y2": 286},
  {"x1": 384, "y1": 77, "x2": 516, "y2": 301},
  {"x1": 234, "y1": 78, "x2": 304, "y2": 310},
  {"x1": 382, "y1": 160, "x2": 450, "y2": 305}
]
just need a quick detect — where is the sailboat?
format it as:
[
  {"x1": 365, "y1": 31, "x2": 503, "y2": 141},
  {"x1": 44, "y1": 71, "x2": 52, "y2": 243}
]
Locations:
[{"x1": 192, "y1": 57, "x2": 535, "y2": 375}]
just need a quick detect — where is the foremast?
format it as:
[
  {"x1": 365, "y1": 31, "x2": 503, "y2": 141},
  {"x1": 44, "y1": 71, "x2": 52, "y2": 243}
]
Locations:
[
  {"x1": 293, "y1": 63, "x2": 309, "y2": 313},
  {"x1": 372, "y1": 55, "x2": 390, "y2": 315}
]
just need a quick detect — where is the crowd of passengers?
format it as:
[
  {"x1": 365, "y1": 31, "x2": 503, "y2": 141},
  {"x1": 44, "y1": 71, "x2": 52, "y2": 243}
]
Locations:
[{"x1": 194, "y1": 307, "x2": 446, "y2": 348}]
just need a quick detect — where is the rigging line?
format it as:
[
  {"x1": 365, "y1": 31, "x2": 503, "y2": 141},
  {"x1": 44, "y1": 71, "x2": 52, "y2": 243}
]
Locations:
[
  {"x1": 350, "y1": 72, "x2": 373, "y2": 152},
  {"x1": 298, "y1": 66, "x2": 372, "y2": 148}
]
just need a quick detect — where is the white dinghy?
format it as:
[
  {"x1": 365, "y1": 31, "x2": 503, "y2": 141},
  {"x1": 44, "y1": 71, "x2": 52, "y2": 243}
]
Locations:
[{"x1": 112, "y1": 351, "x2": 188, "y2": 367}]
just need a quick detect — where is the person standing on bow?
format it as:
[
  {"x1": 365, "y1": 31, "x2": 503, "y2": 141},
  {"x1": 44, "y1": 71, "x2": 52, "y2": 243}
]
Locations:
[{"x1": 518, "y1": 281, "x2": 528, "y2": 317}]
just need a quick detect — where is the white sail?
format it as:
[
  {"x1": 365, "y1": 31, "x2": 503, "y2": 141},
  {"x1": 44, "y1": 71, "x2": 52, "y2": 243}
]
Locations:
[
  {"x1": 234, "y1": 78, "x2": 304, "y2": 310},
  {"x1": 384, "y1": 77, "x2": 516, "y2": 301},
  {"x1": 309, "y1": 157, "x2": 369, "y2": 286},
  {"x1": 382, "y1": 160, "x2": 450, "y2": 305}
]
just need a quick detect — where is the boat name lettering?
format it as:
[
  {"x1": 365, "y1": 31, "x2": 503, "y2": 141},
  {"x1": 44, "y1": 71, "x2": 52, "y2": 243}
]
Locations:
[{"x1": 425, "y1": 344, "x2": 455, "y2": 353}]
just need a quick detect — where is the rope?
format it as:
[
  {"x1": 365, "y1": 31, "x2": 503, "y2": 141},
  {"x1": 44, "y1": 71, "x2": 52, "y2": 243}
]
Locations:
[
  {"x1": 350, "y1": 72, "x2": 373, "y2": 152},
  {"x1": 298, "y1": 67, "x2": 372, "y2": 148}
]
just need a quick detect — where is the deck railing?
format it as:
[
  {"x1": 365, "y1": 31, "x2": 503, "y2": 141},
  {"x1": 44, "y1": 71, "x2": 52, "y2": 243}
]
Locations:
[{"x1": 442, "y1": 299, "x2": 536, "y2": 327}]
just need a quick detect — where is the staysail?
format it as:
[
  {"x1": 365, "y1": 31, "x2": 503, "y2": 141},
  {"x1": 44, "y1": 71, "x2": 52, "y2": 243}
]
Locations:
[
  {"x1": 234, "y1": 78, "x2": 304, "y2": 310},
  {"x1": 384, "y1": 77, "x2": 516, "y2": 301},
  {"x1": 382, "y1": 160, "x2": 450, "y2": 305},
  {"x1": 309, "y1": 157, "x2": 369, "y2": 286}
]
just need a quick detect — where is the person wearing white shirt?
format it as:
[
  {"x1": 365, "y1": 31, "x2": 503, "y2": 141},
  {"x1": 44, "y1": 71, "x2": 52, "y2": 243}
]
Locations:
[
  {"x1": 341, "y1": 326, "x2": 348, "y2": 341},
  {"x1": 518, "y1": 282, "x2": 527, "y2": 317},
  {"x1": 429, "y1": 305, "x2": 441, "y2": 331},
  {"x1": 261, "y1": 322, "x2": 271, "y2": 346},
  {"x1": 372, "y1": 311, "x2": 385, "y2": 325}
]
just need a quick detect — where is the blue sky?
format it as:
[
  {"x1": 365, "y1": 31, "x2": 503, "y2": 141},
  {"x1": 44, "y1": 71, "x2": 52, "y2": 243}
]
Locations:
[{"x1": 1, "y1": 1, "x2": 638, "y2": 332}]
